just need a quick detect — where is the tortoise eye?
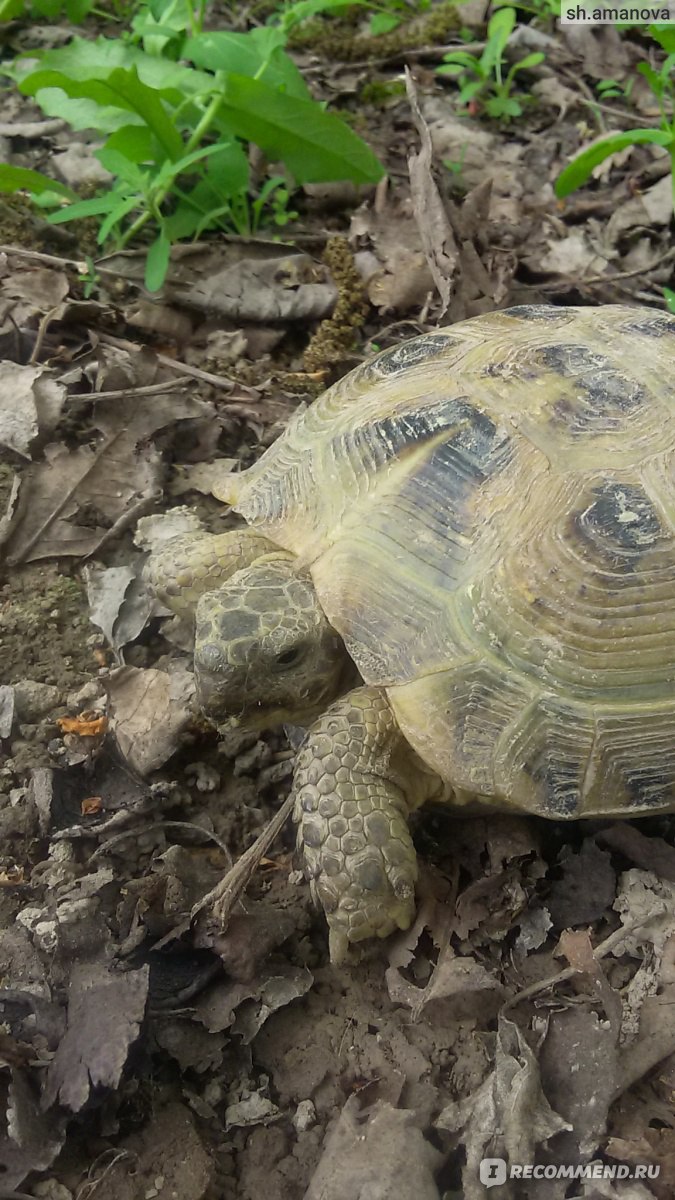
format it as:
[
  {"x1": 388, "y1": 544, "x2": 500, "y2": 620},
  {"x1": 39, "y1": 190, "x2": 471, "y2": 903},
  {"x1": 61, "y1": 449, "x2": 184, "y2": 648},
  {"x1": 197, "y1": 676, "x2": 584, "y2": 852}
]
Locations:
[{"x1": 274, "y1": 644, "x2": 307, "y2": 669}]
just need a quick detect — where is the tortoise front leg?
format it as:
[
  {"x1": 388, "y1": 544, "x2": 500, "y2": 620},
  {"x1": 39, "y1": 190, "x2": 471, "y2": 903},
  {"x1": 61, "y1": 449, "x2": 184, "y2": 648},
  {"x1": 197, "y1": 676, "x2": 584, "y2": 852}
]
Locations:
[
  {"x1": 144, "y1": 528, "x2": 279, "y2": 621},
  {"x1": 294, "y1": 685, "x2": 442, "y2": 962}
]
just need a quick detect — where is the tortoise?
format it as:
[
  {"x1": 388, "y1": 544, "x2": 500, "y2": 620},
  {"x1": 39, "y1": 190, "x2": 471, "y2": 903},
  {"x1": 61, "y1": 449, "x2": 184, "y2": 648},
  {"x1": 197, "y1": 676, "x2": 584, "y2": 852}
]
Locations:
[{"x1": 145, "y1": 303, "x2": 675, "y2": 961}]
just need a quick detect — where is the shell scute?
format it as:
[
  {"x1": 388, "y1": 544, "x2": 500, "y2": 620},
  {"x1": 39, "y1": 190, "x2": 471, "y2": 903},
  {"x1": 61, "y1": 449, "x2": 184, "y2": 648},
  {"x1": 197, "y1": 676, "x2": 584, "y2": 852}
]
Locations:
[{"x1": 222, "y1": 304, "x2": 675, "y2": 817}]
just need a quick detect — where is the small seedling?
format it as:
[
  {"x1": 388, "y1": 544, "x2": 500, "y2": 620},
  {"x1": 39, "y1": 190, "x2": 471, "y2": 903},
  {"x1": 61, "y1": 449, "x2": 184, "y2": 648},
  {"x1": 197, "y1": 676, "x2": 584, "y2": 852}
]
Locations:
[
  {"x1": 0, "y1": 3, "x2": 383, "y2": 291},
  {"x1": 556, "y1": 25, "x2": 675, "y2": 212},
  {"x1": 437, "y1": 7, "x2": 544, "y2": 120}
]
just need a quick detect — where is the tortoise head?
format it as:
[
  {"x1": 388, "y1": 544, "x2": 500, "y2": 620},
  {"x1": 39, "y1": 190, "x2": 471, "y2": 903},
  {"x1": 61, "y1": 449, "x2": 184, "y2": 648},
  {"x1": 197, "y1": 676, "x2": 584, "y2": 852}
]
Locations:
[{"x1": 193, "y1": 557, "x2": 348, "y2": 726}]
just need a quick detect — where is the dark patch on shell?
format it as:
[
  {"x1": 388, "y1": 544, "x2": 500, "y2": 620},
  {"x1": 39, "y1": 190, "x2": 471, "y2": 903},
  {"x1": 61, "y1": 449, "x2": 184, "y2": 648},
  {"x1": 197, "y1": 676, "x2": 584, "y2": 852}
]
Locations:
[
  {"x1": 368, "y1": 333, "x2": 460, "y2": 376},
  {"x1": 624, "y1": 767, "x2": 675, "y2": 809},
  {"x1": 502, "y1": 305, "x2": 569, "y2": 322},
  {"x1": 620, "y1": 315, "x2": 675, "y2": 338},
  {"x1": 536, "y1": 344, "x2": 644, "y2": 423},
  {"x1": 576, "y1": 480, "x2": 663, "y2": 562}
]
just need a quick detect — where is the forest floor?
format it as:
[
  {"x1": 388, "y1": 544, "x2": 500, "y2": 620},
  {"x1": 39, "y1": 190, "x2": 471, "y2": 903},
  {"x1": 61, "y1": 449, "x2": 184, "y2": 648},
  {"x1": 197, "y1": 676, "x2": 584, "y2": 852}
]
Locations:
[{"x1": 1, "y1": 4, "x2": 675, "y2": 1198}]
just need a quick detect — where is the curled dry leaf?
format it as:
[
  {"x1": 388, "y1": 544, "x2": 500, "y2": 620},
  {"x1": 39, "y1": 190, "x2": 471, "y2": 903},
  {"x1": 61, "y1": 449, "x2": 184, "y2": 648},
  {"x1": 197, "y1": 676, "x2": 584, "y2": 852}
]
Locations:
[
  {"x1": 107, "y1": 665, "x2": 196, "y2": 775},
  {"x1": 436, "y1": 1014, "x2": 571, "y2": 1200}
]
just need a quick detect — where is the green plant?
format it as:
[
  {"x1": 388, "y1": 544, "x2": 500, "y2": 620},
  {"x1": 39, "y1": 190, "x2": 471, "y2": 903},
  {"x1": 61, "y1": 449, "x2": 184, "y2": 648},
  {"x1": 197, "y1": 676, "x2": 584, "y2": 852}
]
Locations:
[
  {"x1": 437, "y1": 7, "x2": 544, "y2": 120},
  {"x1": 443, "y1": 142, "x2": 468, "y2": 187},
  {"x1": 0, "y1": 12, "x2": 383, "y2": 291},
  {"x1": 494, "y1": 0, "x2": 560, "y2": 19},
  {"x1": 664, "y1": 286, "x2": 675, "y2": 313},
  {"x1": 556, "y1": 25, "x2": 675, "y2": 210},
  {"x1": 366, "y1": 0, "x2": 431, "y2": 36}
]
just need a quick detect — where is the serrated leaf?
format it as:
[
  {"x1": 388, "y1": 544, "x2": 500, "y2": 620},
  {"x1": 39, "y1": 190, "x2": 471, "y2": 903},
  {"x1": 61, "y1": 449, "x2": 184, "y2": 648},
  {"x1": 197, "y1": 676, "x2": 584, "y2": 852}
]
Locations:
[
  {"x1": 145, "y1": 230, "x2": 171, "y2": 291},
  {"x1": 218, "y1": 73, "x2": 384, "y2": 184},
  {"x1": 556, "y1": 129, "x2": 673, "y2": 198},
  {"x1": 0, "y1": 164, "x2": 75, "y2": 198}
]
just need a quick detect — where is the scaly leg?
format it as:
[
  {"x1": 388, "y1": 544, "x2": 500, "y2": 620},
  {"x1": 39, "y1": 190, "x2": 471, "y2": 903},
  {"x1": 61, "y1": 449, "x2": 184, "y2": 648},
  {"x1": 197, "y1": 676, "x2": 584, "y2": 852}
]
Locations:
[
  {"x1": 143, "y1": 528, "x2": 279, "y2": 620},
  {"x1": 294, "y1": 685, "x2": 446, "y2": 962}
]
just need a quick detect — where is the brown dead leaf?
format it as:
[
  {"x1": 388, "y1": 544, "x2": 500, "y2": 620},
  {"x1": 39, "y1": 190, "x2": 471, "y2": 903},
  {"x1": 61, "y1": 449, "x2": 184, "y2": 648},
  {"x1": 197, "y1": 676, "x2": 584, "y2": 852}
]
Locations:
[
  {"x1": 539, "y1": 1004, "x2": 620, "y2": 1163},
  {"x1": 546, "y1": 839, "x2": 616, "y2": 929},
  {"x1": 84, "y1": 562, "x2": 155, "y2": 656},
  {"x1": 555, "y1": 928, "x2": 622, "y2": 1024},
  {"x1": 0, "y1": 1068, "x2": 65, "y2": 1188},
  {"x1": 436, "y1": 1014, "x2": 571, "y2": 1200},
  {"x1": 606, "y1": 1130, "x2": 675, "y2": 1200},
  {"x1": 0, "y1": 362, "x2": 66, "y2": 458},
  {"x1": 387, "y1": 944, "x2": 504, "y2": 1022},
  {"x1": 107, "y1": 664, "x2": 196, "y2": 775},
  {"x1": 305, "y1": 1096, "x2": 441, "y2": 1200},
  {"x1": 599, "y1": 826, "x2": 675, "y2": 883},
  {"x1": 3, "y1": 351, "x2": 213, "y2": 565},
  {"x1": 405, "y1": 68, "x2": 459, "y2": 314},
  {"x1": 43, "y1": 961, "x2": 149, "y2": 1112}
]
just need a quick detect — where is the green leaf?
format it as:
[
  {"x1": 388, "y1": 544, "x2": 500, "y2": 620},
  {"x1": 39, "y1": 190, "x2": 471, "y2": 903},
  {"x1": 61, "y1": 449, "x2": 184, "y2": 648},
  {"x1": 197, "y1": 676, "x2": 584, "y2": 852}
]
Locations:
[
  {"x1": 145, "y1": 229, "x2": 171, "y2": 291},
  {"x1": 22, "y1": 66, "x2": 184, "y2": 161},
  {"x1": 511, "y1": 51, "x2": 545, "y2": 71},
  {"x1": 0, "y1": 164, "x2": 75, "y2": 198},
  {"x1": 96, "y1": 146, "x2": 148, "y2": 187},
  {"x1": 555, "y1": 129, "x2": 673, "y2": 198},
  {"x1": 0, "y1": 0, "x2": 23, "y2": 15},
  {"x1": 275, "y1": 0, "x2": 364, "y2": 33},
  {"x1": 483, "y1": 6, "x2": 515, "y2": 71},
  {"x1": 218, "y1": 73, "x2": 384, "y2": 184},
  {"x1": 102, "y1": 124, "x2": 155, "y2": 164},
  {"x1": 649, "y1": 23, "x2": 675, "y2": 53},
  {"x1": 485, "y1": 94, "x2": 522, "y2": 117},
  {"x1": 457, "y1": 79, "x2": 485, "y2": 103},
  {"x1": 440, "y1": 51, "x2": 482, "y2": 71},
  {"x1": 66, "y1": 0, "x2": 94, "y2": 18},
  {"x1": 17, "y1": 36, "x2": 211, "y2": 96},
  {"x1": 150, "y1": 142, "x2": 230, "y2": 189},
  {"x1": 47, "y1": 194, "x2": 121, "y2": 224},
  {"x1": 369, "y1": 12, "x2": 401, "y2": 34},
  {"x1": 637, "y1": 61, "x2": 664, "y2": 97},
  {"x1": 185, "y1": 29, "x2": 310, "y2": 100},
  {"x1": 205, "y1": 141, "x2": 249, "y2": 195},
  {"x1": 98, "y1": 193, "x2": 140, "y2": 242},
  {"x1": 664, "y1": 286, "x2": 675, "y2": 314}
]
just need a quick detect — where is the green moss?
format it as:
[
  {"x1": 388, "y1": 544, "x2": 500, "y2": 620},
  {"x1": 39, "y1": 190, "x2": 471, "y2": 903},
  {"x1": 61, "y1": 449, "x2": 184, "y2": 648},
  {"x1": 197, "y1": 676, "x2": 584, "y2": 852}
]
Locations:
[{"x1": 288, "y1": 1, "x2": 460, "y2": 60}]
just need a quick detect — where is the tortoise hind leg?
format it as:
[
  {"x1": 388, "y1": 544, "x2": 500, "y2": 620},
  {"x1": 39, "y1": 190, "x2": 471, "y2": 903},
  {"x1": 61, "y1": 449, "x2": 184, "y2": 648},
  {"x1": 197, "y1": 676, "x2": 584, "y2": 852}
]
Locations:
[{"x1": 293, "y1": 686, "x2": 443, "y2": 962}]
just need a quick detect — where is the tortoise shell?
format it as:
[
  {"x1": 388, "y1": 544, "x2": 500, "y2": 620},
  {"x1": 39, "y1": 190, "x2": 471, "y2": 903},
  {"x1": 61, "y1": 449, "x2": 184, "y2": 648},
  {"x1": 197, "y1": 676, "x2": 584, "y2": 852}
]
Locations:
[{"x1": 216, "y1": 305, "x2": 675, "y2": 819}]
